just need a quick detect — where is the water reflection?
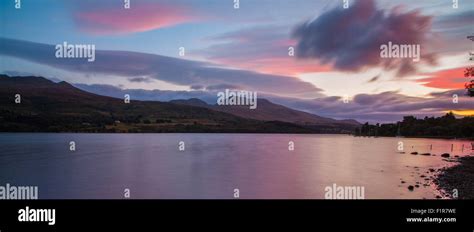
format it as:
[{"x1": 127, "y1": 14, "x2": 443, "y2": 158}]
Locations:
[{"x1": 0, "y1": 133, "x2": 471, "y2": 199}]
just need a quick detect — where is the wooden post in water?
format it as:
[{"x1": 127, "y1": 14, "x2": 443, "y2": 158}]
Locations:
[
  {"x1": 451, "y1": 144, "x2": 454, "y2": 152},
  {"x1": 430, "y1": 144, "x2": 432, "y2": 151},
  {"x1": 462, "y1": 144, "x2": 464, "y2": 152}
]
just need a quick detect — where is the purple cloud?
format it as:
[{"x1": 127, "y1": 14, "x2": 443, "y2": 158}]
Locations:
[
  {"x1": 0, "y1": 38, "x2": 322, "y2": 98},
  {"x1": 272, "y1": 89, "x2": 473, "y2": 123},
  {"x1": 205, "y1": 84, "x2": 242, "y2": 91},
  {"x1": 291, "y1": 0, "x2": 436, "y2": 76},
  {"x1": 73, "y1": 83, "x2": 217, "y2": 103},
  {"x1": 128, "y1": 76, "x2": 154, "y2": 83}
]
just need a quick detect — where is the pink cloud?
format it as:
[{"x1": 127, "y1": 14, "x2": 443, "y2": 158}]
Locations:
[
  {"x1": 417, "y1": 67, "x2": 468, "y2": 89},
  {"x1": 212, "y1": 56, "x2": 331, "y2": 76},
  {"x1": 198, "y1": 27, "x2": 332, "y2": 76},
  {"x1": 74, "y1": 2, "x2": 196, "y2": 35}
]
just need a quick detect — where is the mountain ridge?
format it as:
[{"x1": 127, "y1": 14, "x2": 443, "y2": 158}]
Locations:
[
  {"x1": 0, "y1": 75, "x2": 359, "y2": 133},
  {"x1": 170, "y1": 98, "x2": 360, "y2": 127}
]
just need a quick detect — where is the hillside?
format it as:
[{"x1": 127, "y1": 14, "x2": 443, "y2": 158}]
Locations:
[
  {"x1": 0, "y1": 75, "x2": 341, "y2": 133},
  {"x1": 170, "y1": 98, "x2": 360, "y2": 131}
]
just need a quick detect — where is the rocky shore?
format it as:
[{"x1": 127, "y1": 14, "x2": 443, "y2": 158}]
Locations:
[{"x1": 436, "y1": 156, "x2": 474, "y2": 199}]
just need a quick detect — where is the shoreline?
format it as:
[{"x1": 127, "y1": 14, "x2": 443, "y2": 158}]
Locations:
[
  {"x1": 0, "y1": 131, "x2": 473, "y2": 139},
  {"x1": 435, "y1": 156, "x2": 474, "y2": 199},
  {"x1": 355, "y1": 135, "x2": 474, "y2": 141}
]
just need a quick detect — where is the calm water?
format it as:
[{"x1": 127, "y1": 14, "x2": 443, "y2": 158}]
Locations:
[{"x1": 0, "y1": 133, "x2": 472, "y2": 199}]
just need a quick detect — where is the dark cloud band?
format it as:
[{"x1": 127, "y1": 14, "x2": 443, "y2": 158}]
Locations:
[{"x1": 0, "y1": 37, "x2": 322, "y2": 98}]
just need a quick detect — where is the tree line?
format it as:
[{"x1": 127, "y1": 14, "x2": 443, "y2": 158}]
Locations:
[{"x1": 355, "y1": 112, "x2": 474, "y2": 139}]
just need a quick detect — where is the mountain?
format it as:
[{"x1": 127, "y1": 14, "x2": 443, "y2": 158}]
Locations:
[
  {"x1": 170, "y1": 98, "x2": 360, "y2": 130},
  {"x1": 0, "y1": 75, "x2": 339, "y2": 133},
  {"x1": 169, "y1": 98, "x2": 210, "y2": 108}
]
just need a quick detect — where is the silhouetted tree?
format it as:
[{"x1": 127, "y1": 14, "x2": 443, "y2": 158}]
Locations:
[
  {"x1": 466, "y1": 35, "x2": 474, "y2": 97},
  {"x1": 465, "y1": 67, "x2": 474, "y2": 97}
]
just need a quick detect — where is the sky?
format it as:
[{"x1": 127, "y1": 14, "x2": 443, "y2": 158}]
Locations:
[{"x1": 0, "y1": 0, "x2": 473, "y2": 122}]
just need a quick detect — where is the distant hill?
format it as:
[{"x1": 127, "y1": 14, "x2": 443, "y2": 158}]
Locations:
[
  {"x1": 0, "y1": 75, "x2": 356, "y2": 133},
  {"x1": 170, "y1": 98, "x2": 360, "y2": 130}
]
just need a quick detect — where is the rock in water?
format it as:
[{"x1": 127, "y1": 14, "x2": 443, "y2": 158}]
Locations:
[
  {"x1": 408, "y1": 185, "x2": 414, "y2": 191},
  {"x1": 441, "y1": 153, "x2": 450, "y2": 158}
]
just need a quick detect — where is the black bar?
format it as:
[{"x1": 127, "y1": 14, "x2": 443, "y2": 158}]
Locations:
[{"x1": 0, "y1": 200, "x2": 472, "y2": 231}]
